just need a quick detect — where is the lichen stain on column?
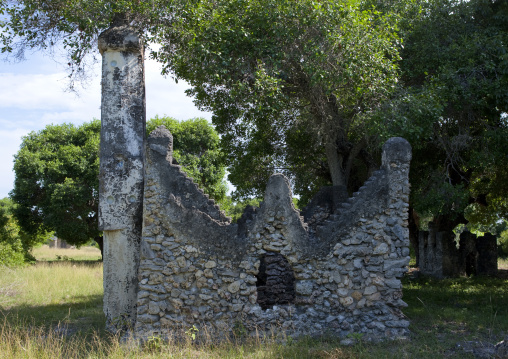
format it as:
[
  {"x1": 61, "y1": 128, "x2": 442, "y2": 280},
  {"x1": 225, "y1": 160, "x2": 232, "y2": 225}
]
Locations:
[{"x1": 98, "y1": 23, "x2": 146, "y2": 331}]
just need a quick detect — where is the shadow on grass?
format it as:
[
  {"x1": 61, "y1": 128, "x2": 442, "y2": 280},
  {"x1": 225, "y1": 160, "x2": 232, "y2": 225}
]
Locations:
[
  {"x1": 0, "y1": 293, "x2": 106, "y2": 336},
  {"x1": 402, "y1": 274, "x2": 508, "y2": 343},
  {"x1": 34, "y1": 260, "x2": 103, "y2": 267}
]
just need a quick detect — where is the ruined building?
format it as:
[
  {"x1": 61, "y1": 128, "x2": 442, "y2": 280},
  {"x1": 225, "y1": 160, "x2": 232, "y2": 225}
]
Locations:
[
  {"x1": 98, "y1": 24, "x2": 412, "y2": 341},
  {"x1": 418, "y1": 228, "x2": 497, "y2": 278}
]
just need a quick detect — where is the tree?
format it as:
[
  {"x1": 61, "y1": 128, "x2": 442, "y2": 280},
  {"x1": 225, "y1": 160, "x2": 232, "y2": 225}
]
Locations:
[
  {"x1": 0, "y1": 0, "x2": 167, "y2": 88},
  {"x1": 379, "y1": 0, "x2": 508, "y2": 232},
  {"x1": 153, "y1": 0, "x2": 402, "y2": 202},
  {"x1": 2, "y1": 0, "x2": 402, "y2": 205},
  {"x1": 10, "y1": 117, "x2": 228, "y2": 257},
  {"x1": 11, "y1": 120, "x2": 102, "y2": 253},
  {"x1": 0, "y1": 198, "x2": 26, "y2": 266}
]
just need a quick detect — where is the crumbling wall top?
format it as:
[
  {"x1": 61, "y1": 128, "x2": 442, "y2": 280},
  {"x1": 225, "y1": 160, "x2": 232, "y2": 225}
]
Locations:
[
  {"x1": 382, "y1": 137, "x2": 412, "y2": 168},
  {"x1": 147, "y1": 125, "x2": 174, "y2": 162},
  {"x1": 98, "y1": 25, "x2": 142, "y2": 54}
]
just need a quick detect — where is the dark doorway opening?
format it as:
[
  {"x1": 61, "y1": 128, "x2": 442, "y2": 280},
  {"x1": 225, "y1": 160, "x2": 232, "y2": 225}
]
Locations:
[
  {"x1": 465, "y1": 252, "x2": 477, "y2": 277},
  {"x1": 255, "y1": 252, "x2": 295, "y2": 310}
]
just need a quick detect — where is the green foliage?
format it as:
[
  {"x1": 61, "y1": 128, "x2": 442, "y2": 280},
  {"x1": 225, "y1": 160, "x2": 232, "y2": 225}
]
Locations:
[
  {"x1": 223, "y1": 196, "x2": 298, "y2": 223},
  {"x1": 0, "y1": 242, "x2": 25, "y2": 267},
  {"x1": 232, "y1": 321, "x2": 247, "y2": 338},
  {"x1": 0, "y1": 0, "x2": 168, "y2": 87},
  {"x1": 378, "y1": 0, "x2": 508, "y2": 229},
  {"x1": 147, "y1": 116, "x2": 228, "y2": 207},
  {"x1": 11, "y1": 121, "x2": 101, "y2": 249},
  {"x1": 3, "y1": 0, "x2": 400, "y2": 207},
  {"x1": 11, "y1": 117, "x2": 227, "y2": 255},
  {"x1": 224, "y1": 197, "x2": 262, "y2": 223},
  {"x1": 154, "y1": 0, "x2": 403, "y2": 201},
  {"x1": 145, "y1": 335, "x2": 164, "y2": 353},
  {"x1": 4, "y1": 0, "x2": 506, "y2": 230},
  {"x1": 498, "y1": 225, "x2": 508, "y2": 257},
  {"x1": 0, "y1": 197, "x2": 44, "y2": 265},
  {"x1": 184, "y1": 324, "x2": 199, "y2": 341},
  {"x1": 0, "y1": 198, "x2": 24, "y2": 265}
]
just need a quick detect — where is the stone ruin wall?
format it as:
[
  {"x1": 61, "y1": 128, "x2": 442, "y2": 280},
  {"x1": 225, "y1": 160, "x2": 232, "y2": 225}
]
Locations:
[
  {"x1": 133, "y1": 126, "x2": 412, "y2": 340},
  {"x1": 418, "y1": 228, "x2": 498, "y2": 278}
]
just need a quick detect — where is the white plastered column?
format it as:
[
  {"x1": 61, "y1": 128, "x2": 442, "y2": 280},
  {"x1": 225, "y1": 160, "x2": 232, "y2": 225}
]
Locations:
[{"x1": 98, "y1": 24, "x2": 146, "y2": 331}]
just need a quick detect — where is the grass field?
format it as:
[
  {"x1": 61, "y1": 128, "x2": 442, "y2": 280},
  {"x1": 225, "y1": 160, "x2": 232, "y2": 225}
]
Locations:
[
  {"x1": 0, "y1": 247, "x2": 507, "y2": 358},
  {"x1": 33, "y1": 245, "x2": 102, "y2": 262}
]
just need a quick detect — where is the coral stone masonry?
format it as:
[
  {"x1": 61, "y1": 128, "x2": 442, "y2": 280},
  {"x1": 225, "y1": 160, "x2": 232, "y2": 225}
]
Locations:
[
  {"x1": 98, "y1": 24, "x2": 412, "y2": 341},
  {"x1": 98, "y1": 23, "x2": 146, "y2": 330},
  {"x1": 132, "y1": 127, "x2": 412, "y2": 340}
]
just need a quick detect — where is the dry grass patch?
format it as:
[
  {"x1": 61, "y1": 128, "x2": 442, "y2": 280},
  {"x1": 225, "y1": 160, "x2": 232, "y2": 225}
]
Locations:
[
  {"x1": 498, "y1": 257, "x2": 508, "y2": 270},
  {"x1": 0, "y1": 262, "x2": 103, "y2": 309},
  {"x1": 0, "y1": 262, "x2": 104, "y2": 334},
  {"x1": 32, "y1": 245, "x2": 101, "y2": 262}
]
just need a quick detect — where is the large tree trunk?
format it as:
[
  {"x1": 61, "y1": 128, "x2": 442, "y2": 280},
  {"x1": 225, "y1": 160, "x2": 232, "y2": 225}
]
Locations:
[
  {"x1": 325, "y1": 142, "x2": 346, "y2": 187},
  {"x1": 408, "y1": 207, "x2": 420, "y2": 265}
]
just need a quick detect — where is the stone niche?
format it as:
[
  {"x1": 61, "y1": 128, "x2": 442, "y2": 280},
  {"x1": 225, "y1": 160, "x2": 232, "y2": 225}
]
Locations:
[
  {"x1": 255, "y1": 252, "x2": 296, "y2": 310},
  {"x1": 134, "y1": 126, "x2": 412, "y2": 340}
]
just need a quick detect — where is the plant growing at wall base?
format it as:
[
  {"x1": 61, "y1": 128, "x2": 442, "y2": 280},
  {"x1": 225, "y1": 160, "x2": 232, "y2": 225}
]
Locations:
[
  {"x1": 185, "y1": 325, "x2": 199, "y2": 341},
  {"x1": 346, "y1": 332, "x2": 365, "y2": 350},
  {"x1": 232, "y1": 320, "x2": 248, "y2": 338},
  {"x1": 145, "y1": 334, "x2": 164, "y2": 353}
]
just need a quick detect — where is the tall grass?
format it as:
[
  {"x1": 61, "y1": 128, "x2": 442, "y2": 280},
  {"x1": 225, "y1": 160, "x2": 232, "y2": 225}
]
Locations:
[
  {"x1": 0, "y1": 319, "x2": 347, "y2": 359},
  {"x1": 0, "y1": 262, "x2": 102, "y2": 307},
  {"x1": 0, "y1": 257, "x2": 507, "y2": 358},
  {"x1": 0, "y1": 261, "x2": 104, "y2": 333}
]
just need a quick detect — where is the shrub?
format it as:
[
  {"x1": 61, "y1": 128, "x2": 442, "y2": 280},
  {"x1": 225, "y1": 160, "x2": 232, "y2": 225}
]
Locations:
[{"x1": 0, "y1": 242, "x2": 25, "y2": 267}]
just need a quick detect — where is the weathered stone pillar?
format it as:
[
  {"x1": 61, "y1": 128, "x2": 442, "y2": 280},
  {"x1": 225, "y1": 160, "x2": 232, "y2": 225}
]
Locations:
[{"x1": 98, "y1": 23, "x2": 145, "y2": 331}]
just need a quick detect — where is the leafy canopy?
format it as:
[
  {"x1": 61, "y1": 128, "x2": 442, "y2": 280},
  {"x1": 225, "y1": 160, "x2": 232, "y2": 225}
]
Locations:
[
  {"x1": 378, "y1": 0, "x2": 508, "y2": 229},
  {"x1": 2, "y1": 0, "x2": 402, "y2": 205},
  {"x1": 11, "y1": 117, "x2": 228, "y2": 253},
  {"x1": 0, "y1": 0, "x2": 168, "y2": 87},
  {"x1": 153, "y1": 0, "x2": 402, "y2": 202},
  {"x1": 11, "y1": 120, "x2": 102, "y2": 248}
]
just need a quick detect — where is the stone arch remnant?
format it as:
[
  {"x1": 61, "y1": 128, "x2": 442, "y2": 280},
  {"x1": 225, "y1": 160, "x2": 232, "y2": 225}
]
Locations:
[{"x1": 98, "y1": 25, "x2": 412, "y2": 341}]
